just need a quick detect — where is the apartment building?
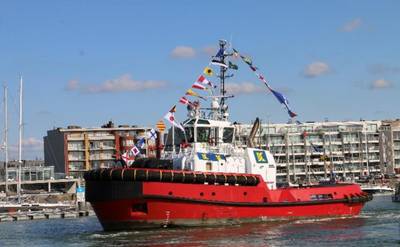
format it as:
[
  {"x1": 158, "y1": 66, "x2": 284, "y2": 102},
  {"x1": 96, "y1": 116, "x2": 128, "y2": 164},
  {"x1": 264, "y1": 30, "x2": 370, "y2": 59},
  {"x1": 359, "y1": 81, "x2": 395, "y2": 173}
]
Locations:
[
  {"x1": 380, "y1": 120, "x2": 400, "y2": 175},
  {"x1": 235, "y1": 120, "x2": 388, "y2": 184},
  {"x1": 44, "y1": 121, "x2": 153, "y2": 178}
]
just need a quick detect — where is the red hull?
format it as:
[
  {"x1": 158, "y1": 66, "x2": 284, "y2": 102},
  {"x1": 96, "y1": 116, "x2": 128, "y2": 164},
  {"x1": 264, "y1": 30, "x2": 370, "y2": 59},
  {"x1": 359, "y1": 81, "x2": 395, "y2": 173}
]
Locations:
[{"x1": 85, "y1": 168, "x2": 371, "y2": 231}]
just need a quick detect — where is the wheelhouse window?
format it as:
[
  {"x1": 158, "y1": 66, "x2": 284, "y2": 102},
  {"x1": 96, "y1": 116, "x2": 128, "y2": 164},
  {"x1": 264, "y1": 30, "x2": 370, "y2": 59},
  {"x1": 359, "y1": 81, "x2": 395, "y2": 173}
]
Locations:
[
  {"x1": 197, "y1": 127, "x2": 211, "y2": 143},
  {"x1": 185, "y1": 127, "x2": 195, "y2": 143},
  {"x1": 223, "y1": 128, "x2": 234, "y2": 143}
]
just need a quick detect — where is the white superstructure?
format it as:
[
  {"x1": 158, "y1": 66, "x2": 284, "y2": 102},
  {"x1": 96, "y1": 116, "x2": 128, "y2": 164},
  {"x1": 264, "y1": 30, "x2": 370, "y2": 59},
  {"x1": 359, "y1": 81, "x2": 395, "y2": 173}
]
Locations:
[{"x1": 169, "y1": 98, "x2": 277, "y2": 190}]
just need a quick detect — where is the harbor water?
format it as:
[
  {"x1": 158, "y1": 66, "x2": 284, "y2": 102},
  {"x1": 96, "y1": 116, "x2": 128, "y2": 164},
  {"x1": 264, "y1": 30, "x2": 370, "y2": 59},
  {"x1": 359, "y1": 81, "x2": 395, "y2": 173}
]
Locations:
[{"x1": 0, "y1": 195, "x2": 398, "y2": 247}]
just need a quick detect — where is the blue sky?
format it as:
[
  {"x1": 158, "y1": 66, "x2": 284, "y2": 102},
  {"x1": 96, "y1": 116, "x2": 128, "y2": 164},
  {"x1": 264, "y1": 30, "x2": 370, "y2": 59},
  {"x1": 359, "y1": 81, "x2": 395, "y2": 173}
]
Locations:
[{"x1": 0, "y1": 0, "x2": 399, "y2": 159}]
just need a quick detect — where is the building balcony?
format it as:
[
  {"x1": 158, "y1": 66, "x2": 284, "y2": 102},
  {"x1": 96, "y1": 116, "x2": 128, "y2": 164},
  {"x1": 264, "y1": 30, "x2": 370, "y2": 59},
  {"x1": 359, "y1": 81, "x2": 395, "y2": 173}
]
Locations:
[
  {"x1": 88, "y1": 136, "x2": 115, "y2": 141},
  {"x1": 67, "y1": 148, "x2": 85, "y2": 151},
  {"x1": 67, "y1": 136, "x2": 84, "y2": 141},
  {"x1": 89, "y1": 157, "x2": 114, "y2": 161}
]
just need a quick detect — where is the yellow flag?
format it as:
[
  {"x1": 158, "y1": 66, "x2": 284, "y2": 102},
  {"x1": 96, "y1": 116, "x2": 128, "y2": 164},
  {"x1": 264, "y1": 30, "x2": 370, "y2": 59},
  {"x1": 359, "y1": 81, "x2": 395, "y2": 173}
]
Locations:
[
  {"x1": 186, "y1": 89, "x2": 199, "y2": 97},
  {"x1": 186, "y1": 89, "x2": 206, "y2": 100},
  {"x1": 203, "y1": 67, "x2": 213, "y2": 76}
]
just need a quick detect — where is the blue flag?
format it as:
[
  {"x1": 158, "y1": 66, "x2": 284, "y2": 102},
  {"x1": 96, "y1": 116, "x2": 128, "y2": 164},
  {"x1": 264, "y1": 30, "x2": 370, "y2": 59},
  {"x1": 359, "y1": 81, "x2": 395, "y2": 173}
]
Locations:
[
  {"x1": 271, "y1": 89, "x2": 288, "y2": 105},
  {"x1": 271, "y1": 89, "x2": 297, "y2": 118},
  {"x1": 136, "y1": 138, "x2": 145, "y2": 149},
  {"x1": 215, "y1": 48, "x2": 224, "y2": 58}
]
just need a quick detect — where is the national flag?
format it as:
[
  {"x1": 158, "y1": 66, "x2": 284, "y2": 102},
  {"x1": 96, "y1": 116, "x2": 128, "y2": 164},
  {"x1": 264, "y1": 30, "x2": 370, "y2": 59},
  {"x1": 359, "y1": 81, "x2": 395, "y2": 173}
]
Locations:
[
  {"x1": 215, "y1": 48, "x2": 224, "y2": 58},
  {"x1": 147, "y1": 129, "x2": 157, "y2": 141},
  {"x1": 250, "y1": 65, "x2": 257, "y2": 71},
  {"x1": 228, "y1": 61, "x2": 238, "y2": 70},
  {"x1": 186, "y1": 89, "x2": 206, "y2": 100},
  {"x1": 204, "y1": 67, "x2": 213, "y2": 76},
  {"x1": 164, "y1": 111, "x2": 184, "y2": 131},
  {"x1": 192, "y1": 81, "x2": 206, "y2": 90},
  {"x1": 211, "y1": 59, "x2": 228, "y2": 68}
]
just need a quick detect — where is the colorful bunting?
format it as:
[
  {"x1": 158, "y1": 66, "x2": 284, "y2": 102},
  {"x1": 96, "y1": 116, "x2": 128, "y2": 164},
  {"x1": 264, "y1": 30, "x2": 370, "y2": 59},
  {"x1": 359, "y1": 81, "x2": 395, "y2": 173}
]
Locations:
[{"x1": 233, "y1": 47, "x2": 297, "y2": 118}]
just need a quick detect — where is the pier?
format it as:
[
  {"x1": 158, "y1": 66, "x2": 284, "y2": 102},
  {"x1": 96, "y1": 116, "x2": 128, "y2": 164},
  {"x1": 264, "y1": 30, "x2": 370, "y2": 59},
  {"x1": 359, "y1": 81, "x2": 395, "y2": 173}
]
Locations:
[{"x1": 0, "y1": 209, "x2": 94, "y2": 222}]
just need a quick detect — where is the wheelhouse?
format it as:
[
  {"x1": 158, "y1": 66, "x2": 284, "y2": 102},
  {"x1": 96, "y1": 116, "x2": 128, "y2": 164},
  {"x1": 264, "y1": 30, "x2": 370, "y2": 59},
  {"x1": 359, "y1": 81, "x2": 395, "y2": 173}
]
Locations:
[{"x1": 182, "y1": 118, "x2": 234, "y2": 145}]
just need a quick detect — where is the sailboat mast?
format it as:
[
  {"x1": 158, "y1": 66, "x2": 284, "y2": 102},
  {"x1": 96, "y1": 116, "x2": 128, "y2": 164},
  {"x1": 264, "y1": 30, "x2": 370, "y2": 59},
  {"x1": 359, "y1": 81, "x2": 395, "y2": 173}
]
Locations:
[
  {"x1": 17, "y1": 76, "x2": 23, "y2": 202},
  {"x1": 3, "y1": 85, "x2": 8, "y2": 194}
]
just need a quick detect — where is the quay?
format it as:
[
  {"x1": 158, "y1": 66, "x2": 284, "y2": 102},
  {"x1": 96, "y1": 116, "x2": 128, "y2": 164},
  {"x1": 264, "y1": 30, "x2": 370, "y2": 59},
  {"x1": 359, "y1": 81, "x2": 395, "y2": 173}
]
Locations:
[{"x1": 0, "y1": 209, "x2": 94, "y2": 223}]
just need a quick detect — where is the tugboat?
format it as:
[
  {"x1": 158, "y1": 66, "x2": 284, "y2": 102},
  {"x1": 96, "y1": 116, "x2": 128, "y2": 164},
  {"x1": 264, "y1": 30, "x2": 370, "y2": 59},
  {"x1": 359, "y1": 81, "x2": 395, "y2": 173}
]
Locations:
[{"x1": 84, "y1": 40, "x2": 372, "y2": 231}]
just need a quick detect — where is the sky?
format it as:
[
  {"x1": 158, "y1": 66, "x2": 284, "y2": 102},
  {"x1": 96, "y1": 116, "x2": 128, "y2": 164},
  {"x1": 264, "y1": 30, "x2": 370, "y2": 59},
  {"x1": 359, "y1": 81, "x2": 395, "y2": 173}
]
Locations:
[{"x1": 0, "y1": 0, "x2": 399, "y2": 160}]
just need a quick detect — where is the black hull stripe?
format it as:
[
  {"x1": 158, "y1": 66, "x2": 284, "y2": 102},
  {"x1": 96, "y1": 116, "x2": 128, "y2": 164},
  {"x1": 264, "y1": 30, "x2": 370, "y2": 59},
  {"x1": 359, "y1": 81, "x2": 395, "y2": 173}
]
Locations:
[{"x1": 143, "y1": 194, "x2": 372, "y2": 207}]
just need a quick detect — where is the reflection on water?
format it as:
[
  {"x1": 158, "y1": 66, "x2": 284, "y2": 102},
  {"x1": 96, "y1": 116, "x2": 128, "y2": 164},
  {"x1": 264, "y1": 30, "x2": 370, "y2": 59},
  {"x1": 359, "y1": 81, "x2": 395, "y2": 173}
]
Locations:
[{"x1": 0, "y1": 195, "x2": 399, "y2": 247}]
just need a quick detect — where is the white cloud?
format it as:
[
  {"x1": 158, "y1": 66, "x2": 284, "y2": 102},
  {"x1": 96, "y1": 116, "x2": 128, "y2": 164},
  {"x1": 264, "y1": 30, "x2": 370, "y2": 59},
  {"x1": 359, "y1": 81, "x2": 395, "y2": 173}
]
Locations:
[
  {"x1": 22, "y1": 137, "x2": 43, "y2": 149},
  {"x1": 303, "y1": 61, "x2": 330, "y2": 78},
  {"x1": 341, "y1": 18, "x2": 362, "y2": 32},
  {"x1": 170, "y1": 46, "x2": 196, "y2": 58},
  {"x1": 225, "y1": 82, "x2": 265, "y2": 95},
  {"x1": 370, "y1": 79, "x2": 392, "y2": 89},
  {"x1": 66, "y1": 74, "x2": 166, "y2": 94},
  {"x1": 8, "y1": 137, "x2": 43, "y2": 152}
]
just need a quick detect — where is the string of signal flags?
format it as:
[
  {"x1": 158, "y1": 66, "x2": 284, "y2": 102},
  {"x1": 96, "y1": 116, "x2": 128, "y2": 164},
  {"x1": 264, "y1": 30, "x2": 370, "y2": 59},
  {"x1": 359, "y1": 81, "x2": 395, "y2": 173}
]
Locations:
[
  {"x1": 122, "y1": 45, "x2": 300, "y2": 163},
  {"x1": 160, "y1": 45, "x2": 298, "y2": 134}
]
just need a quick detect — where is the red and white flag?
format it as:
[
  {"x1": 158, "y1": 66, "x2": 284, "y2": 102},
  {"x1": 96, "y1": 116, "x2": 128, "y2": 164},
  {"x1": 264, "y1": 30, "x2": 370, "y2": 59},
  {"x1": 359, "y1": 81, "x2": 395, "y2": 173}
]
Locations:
[
  {"x1": 130, "y1": 146, "x2": 140, "y2": 156},
  {"x1": 197, "y1": 75, "x2": 209, "y2": 85},
  {"x1": 179, "y1": 96, "x2": 193, "y2": 106},
  {"x1": 164, "y1": 106, "x2": 184, "y2": 131},
  {"x1": 192, "y1": 81, "x2": 206, "y2": 90},
  {"x1": 197, "y1": 75, "x2": 216, "y2": 88},
  {"x1": 121, "y1": 151, "x2": 135, "y2": 165}
]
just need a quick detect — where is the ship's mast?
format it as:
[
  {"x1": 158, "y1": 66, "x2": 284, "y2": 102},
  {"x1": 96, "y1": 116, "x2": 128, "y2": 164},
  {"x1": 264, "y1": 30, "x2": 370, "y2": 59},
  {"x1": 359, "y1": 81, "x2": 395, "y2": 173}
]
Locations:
[
  {"x1": 219, "y1": 40, "x2": 227, "y2": 108},
  {"x1": 215, "y1": 39, "x2": 234, "y2": 120}
]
